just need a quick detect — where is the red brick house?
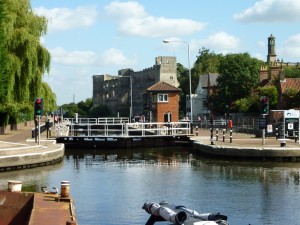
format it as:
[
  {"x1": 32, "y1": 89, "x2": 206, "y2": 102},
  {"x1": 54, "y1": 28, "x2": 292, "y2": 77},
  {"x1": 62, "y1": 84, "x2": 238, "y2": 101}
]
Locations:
[{"x1": 142, "y1": 81, "x2": 180, "y2": 123}]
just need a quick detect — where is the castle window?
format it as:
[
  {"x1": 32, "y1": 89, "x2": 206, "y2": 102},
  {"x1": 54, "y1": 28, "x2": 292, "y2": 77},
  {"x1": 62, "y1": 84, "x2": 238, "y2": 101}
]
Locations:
[
  {"x1": 170, "y1": 76, "x2": 173, "y2": 80},
  {"x1": 158, "y1": 94, "x2": 168, "y2": 102}
]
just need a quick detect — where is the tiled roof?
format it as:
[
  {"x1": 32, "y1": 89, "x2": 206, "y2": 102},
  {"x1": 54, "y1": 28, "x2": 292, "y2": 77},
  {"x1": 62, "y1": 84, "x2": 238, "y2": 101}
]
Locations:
[
  {"x1": 280, "y1": 78, "x2": 300, "y2": 93},
  {"x1": 146, "y1": 81, "x2": 180, "y2": 92},
  {"x1": 199, "y1": 73, "x2": 219, "y2": 87}
]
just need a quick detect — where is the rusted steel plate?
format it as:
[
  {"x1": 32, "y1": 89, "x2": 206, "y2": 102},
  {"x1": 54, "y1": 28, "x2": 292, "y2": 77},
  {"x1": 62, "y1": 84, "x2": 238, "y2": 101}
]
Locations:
[
  {"x1": 28, "y1": 193, "x2": 77, "y2": 225},
  {"x1": 0, "y1": 191, "x2": 77, "y2": 225},
  {"x1": 0, "y1": 190, "x2": 34, "y2": 225}
]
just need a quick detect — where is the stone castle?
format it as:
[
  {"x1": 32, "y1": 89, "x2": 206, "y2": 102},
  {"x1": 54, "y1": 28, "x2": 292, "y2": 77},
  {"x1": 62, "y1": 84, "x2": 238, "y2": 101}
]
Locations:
[{"x1": 92, "y1": 56, "x2": 178, "y2": 118}]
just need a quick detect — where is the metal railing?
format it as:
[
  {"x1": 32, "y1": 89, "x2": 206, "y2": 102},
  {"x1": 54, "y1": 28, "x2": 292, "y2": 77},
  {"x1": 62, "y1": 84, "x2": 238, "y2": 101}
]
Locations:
[
  {"x1": 61, "y1": 120, "x2": 191, "y2": 137},
  {"x1": 63, "y1": 117, "x2": 129, "y2": 124}
]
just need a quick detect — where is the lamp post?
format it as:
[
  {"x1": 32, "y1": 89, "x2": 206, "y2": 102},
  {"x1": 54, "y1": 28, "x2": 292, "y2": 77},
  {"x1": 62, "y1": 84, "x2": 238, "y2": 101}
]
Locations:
[
  {"x1": 122, "y1": 76, "x2": 133, "y2": 121},
  {"x1": 163, "y1": 39, "x2": 193, "y2": 123}
]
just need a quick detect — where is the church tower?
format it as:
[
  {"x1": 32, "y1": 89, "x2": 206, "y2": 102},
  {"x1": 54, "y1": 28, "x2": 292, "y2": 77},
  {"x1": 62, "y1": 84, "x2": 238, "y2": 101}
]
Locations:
[{"x1": 267, "y1": 34, "x2": 277, "y2": 63}]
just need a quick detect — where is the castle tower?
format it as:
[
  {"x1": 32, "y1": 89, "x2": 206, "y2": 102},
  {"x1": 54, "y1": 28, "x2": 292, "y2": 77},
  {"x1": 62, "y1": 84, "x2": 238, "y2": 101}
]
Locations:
[{"x1": 267, "y1": 34, "x2": 277, "y2": 63}]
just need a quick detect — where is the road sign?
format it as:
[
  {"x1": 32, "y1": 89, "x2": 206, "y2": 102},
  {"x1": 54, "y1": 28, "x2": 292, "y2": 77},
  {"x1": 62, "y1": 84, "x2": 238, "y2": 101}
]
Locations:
[
  {"x1": 258, "y1": 117, "x2": 267, "y2": 129},
  {"x1": 284, "y1": 109, "x2": 300, "y2": 118}
]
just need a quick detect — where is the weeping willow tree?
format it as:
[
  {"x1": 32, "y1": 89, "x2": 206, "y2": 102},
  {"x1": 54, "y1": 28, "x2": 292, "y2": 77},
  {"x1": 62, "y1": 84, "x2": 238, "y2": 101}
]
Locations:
[
  {"x1": 0, "y1": 0, "x2": 55, "y2": 127},
  {"x1": 40, "y1": 82, "x2": 56, "y2": 112}
]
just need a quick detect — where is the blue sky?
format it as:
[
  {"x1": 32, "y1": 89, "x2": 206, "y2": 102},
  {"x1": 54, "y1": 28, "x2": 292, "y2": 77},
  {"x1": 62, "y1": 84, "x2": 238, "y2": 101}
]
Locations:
[{"x1": 30, "y1": 0, "x2": 300, "y2": 105}]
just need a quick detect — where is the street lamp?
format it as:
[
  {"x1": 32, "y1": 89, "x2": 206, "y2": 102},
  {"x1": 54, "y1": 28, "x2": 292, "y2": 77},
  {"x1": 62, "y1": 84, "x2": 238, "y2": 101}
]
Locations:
[
  {"x1": 163, "y1": 39, "x2": 193, "y2": 123},
  {"x1": 121, "y1": 76, "x2": 133, "y2": 121}
]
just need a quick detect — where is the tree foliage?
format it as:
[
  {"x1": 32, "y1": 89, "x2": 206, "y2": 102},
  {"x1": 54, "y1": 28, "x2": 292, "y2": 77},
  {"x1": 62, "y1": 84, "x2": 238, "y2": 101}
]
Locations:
[
  {"x1": 0, "y1": 0, "x2": 55, "y2": 126},
  {"x1": 89, "y1": 104, "x2": 112, "y2": 118},
  {"x1": 210, "y1": 53, "x2": 263, "y2": 113},
  {"x1": 176, "y1": 63, "x2": 189, "y2": 115},
  {"x1": 194, "y1": 48, "x2": 222, "y2": 74},
  {"x1": 283, "y1": 88, "x2": 300, "y2": 108},
  {"x1": 257, "y1": 86, "x2": 278, "y2": 109},
  {"x1": 77, "y1": 98, "x2": 93, "y2": 117},
  {"x1": 284, "y1": 67, "x2": 300, "y2": 78}
]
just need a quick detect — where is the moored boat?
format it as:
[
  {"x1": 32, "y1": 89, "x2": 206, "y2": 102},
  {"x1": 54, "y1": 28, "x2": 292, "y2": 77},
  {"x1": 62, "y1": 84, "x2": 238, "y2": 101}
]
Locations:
[{"x1": 143, "y1": 201, "x2": 229, "y2": 225}]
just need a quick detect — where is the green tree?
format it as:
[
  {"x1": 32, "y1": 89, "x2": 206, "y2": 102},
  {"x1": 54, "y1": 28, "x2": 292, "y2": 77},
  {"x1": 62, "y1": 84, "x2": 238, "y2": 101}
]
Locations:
[
  {"x1": 235, "y1": 96, "x2": 258, "y2": 113},
  {"x1": 284, "y1": 66, "x2": 300, "y2": 78},
  {"x1": 257, "y1": 86, "x2": 278, "y2": 110},
  {"x1": 0, "y1": 0, "x2": 53, "y2": 127},
  {"x1": 176, "y1": 63, "x2": 189, "y2": 115},
  {"x1": 89, "y1": 104, "x2": 112, "y2": 118},
  {"x1": 40, "y1": 82, "x2": 57, "y2": 113},
  {"x1": 283, "y1": 88, "x2": 300, "y2": 108},
  {"x1": 77, "y1": 98, "x2": 93, "y2": 117},
  {"x1": 210, "y1": 53, "x2": 263, "y2": 113},
  {"x1": 194, "y1": 48, "x2": 222, "y2": 74}
]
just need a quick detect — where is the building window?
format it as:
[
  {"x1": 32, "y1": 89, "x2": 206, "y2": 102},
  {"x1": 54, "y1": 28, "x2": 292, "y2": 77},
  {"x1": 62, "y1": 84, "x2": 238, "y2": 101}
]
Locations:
[{"x1": 158, "y1": 94, "x2": 168, "y2": 102}]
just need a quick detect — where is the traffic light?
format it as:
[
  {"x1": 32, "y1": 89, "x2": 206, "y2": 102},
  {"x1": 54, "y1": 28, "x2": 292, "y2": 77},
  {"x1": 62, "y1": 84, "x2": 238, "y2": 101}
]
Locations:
[
  {"x1": 34, "y1": 98, "x2": 44, "y2": 116},
  {"x1": 260, "y1": 96, "x2": 269, "y2": 115}
]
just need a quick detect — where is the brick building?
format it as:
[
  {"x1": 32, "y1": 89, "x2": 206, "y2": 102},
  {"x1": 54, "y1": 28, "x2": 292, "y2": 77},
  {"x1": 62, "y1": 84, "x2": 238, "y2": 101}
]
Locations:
[{"x1": 142, "y1": 81, "x2": 180, "y2": 123}]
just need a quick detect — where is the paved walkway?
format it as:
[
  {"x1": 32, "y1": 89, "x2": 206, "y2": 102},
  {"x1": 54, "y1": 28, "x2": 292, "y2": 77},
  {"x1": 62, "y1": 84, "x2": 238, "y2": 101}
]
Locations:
[
  {"x1": 0, "y1": 121, "x2": 36, "y2": 147},
  {"x1": 0, "y1": 121, "x2": 64, "y2": 170},
  {"x1": 191, "y1": 128, "x2": 300, "y2": 148}
]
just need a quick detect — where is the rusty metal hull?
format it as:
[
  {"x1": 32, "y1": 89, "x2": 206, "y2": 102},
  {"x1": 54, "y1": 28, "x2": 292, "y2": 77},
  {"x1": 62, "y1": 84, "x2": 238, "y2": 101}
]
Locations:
[{"x1": 0, "y1": 190, "x2": 77, "y2": 225}]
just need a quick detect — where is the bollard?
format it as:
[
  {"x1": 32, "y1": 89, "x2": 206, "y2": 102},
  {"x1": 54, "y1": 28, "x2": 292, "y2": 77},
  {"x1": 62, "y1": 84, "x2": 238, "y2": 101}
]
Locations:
[
  {"x1": 8, "y1": 181, "x2": 22, "y2": 192},
  {"x1": 61, "y1": 181, "x2": 70, "y2": 198},
  {"x1": 216, "y1": 128, "x2": 219, "y2": 141},
  {"x1": 223, "y1": 129, "x2": 225, "y2": 142},
  {"x1": 210, "y1": 128, "x2": 213, "y2": 140},
  {"x1": 275, "y1": 128, "x2": 278, "y2": 140},
  {"x1": 196, "y1": 126, "x2": 198, "y2": 136},
  {"x1": 230, "y1": 129, "x2": 232, "y2": 143}
]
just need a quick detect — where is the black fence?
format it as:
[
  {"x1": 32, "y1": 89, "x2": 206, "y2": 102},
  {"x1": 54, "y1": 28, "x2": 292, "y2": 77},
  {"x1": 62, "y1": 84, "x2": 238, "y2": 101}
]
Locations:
[
  {"x1": 32, "y1": 121, "x2": 53, "y2": 138},
  {"x1": 193, "y1": 113, "x2": 296, "y2": 139}
]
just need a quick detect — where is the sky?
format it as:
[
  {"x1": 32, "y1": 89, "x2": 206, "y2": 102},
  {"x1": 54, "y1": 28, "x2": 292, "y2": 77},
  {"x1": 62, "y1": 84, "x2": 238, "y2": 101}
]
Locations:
[{"x1": 30, "y1": 0, "x2": 300, "y2": 105}]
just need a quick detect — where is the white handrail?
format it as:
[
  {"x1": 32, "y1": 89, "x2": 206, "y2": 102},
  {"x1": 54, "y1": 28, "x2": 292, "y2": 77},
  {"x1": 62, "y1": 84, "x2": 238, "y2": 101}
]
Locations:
[{"x1": 65, "y1": 121, "x2": 190, "y2": 137}]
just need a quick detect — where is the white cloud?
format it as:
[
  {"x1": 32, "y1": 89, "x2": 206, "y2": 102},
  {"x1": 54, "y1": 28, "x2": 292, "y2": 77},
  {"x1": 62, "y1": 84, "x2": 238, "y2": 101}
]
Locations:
[
  {"x1": 100, "y1": 48, "x2": 137, "y2": 66},
  {"x1": 257, "y1": 40, "x2": 265, "y2": 48},
  {"x1": 279, "y1": 34, "x2": 300, "y2": 59},
  {"x1": 50, "y1": 47, "x2": 97, "y2": 65},
  {"x1": 50, "y1": 47, "x2": 137, "y2": 67},
  {"x1": 105, "y1": 1, "x2": 206, "y2": 37},
  {"x1": 234, "y1": 0, "x2": 300, "y2": 23},
  {"x1": 194, "y1": 32, "x2": 240, "y2": 54},
  {"x1": 104, "y1": 1, "x2": 146, "y2": 20},
  {"x1": 34, "y1": 6, "x2": 98, "y2": 32}
]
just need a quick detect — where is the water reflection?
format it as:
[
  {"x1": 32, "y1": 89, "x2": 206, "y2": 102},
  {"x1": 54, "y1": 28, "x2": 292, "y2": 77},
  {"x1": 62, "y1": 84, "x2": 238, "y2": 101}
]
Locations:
[
  {"x1": 0, "y1": 162, "x2": 64, "y2": 191},
  {"x1": 0, "y1": 147, "x2": 300, "y2": 225}
]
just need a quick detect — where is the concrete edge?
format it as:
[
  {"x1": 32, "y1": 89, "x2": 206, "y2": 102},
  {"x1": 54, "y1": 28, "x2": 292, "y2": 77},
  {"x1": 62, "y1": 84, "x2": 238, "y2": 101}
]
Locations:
[
  {"x1": 0, "y1": 144, "x2": 65, "y2": 171},
  {"x1": 192, "y1": 141, "x2": 300, "y2": 160}
]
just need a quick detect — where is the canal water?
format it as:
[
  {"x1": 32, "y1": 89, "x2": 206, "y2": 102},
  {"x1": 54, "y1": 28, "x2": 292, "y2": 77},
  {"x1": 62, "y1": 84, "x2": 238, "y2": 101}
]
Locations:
[{"x1": 1, "y1": 147, "x2": 300, "y2": 225}]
